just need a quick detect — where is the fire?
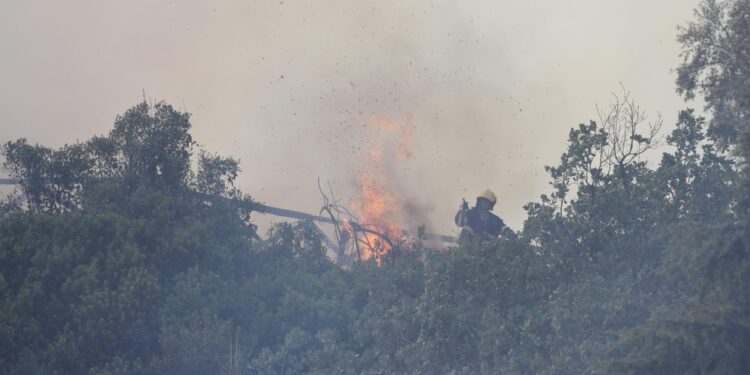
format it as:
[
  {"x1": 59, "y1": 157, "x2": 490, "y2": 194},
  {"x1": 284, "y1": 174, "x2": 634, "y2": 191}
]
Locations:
[
  {"x1": 348, "y1": 115, "x2": 415, "y2": 261},
  {"x1": 366, "y1": 114, "x2": 415, "y2": 159},
  {"x1": 352, "y1": 176, "x2": 404, "y2": 259}
]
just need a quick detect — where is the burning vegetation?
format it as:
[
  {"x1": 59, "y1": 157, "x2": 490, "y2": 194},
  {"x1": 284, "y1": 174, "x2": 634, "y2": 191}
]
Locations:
[
  {"x1": 3, "y1": 1, "x2": 750, "y2": 373},
  {"x1": 346, "y1": 114, "x2": 419, "y2": 260}
]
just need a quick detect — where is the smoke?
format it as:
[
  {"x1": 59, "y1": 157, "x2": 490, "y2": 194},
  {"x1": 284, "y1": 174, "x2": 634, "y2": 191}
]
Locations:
[
  {"x1": 345, "y1": 114, "x2": 436, "y2": 234},
  {"x1": 0, "y1": 0, "x2": 702, "y2": 236}
]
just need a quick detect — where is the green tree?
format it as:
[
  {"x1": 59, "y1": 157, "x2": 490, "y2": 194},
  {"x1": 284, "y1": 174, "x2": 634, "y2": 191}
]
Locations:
[
  {"x1": 676, "y1": 0, "x2": 750, "y2": 150},
  {"x1": 1, "y1": 140, "x2": 92, "y2": 213},
  {"x1": 657, "y1": 109, "x2": 736, "y2": 224},
  {"x1": 108, "y1": 101, "x2": 193, "y2": 189},
  {"x1": 603, "y1": 221, "x2": 750, "y2": 374}
]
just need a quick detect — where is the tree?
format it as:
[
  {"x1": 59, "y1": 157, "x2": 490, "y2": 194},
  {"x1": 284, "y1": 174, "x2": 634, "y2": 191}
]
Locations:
[
  {"x1": 109, "y1": 101, "x2": 194, "y2": 189},
  {"x1": 1, "y1": 101, "x2": 197, "y2": 202},
  {"x1": 657, "y1": 109, "x2": 736, "y2": 223},
  {"x1": 603, "y1": 221, "x2": 750, "y2": 374},
  {"x1": 525, "y1": 89, "x2": 663, "y2": 279},
  {"x1": 193, "y1": 151, "x2": 241, "y2": 197},
  {"x1": 1, "y1": 140, "x2": 92, "y2": 213},
  {"x1": 676, "y1": 0, "x2": 750, "y2": 216},
  {"x1": 676, "y1": 0, "x2": 750, "y2": 150}
]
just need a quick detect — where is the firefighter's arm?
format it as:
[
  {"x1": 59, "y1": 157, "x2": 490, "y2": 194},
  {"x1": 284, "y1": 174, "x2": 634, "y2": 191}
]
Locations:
[{"x1": 455, "y1": 199, "x2": 469, "y2": 227}]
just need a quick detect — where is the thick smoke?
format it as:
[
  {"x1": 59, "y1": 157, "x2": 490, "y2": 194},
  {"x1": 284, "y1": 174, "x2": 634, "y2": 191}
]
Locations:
[{"x1": 0, "y1": 0, "x2": 701, "y2": 236}]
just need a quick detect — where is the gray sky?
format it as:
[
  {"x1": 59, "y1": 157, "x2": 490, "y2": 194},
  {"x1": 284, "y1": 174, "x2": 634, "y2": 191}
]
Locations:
[{"x1": 0, "y1": 0, "x2": 703, "y2": 235}]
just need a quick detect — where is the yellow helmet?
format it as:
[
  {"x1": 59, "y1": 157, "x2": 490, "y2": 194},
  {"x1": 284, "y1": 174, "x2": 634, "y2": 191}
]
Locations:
[{"x1": 478, "y1": 189, "x2": 497, "y2": 204}]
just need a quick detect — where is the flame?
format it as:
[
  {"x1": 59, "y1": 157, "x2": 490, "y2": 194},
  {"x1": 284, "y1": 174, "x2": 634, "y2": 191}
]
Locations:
[
  {"x1": 367, "y1": 114, "x2": 415, "y2": 159},
  {"x1": 353, "y1": 176, "x2": 403, "y2": 259},
  {"x1": 349, "y1": 115, "x2": 415, "y2": 261}
]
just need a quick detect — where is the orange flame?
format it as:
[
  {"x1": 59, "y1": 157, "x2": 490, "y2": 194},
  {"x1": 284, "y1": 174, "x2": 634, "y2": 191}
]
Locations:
[
  {"x1": 349, "y1": 115, "x2": 415, "y2": 261},
  {"x1": 353, "y1": 177, "x2": 403, "y2": 259}
]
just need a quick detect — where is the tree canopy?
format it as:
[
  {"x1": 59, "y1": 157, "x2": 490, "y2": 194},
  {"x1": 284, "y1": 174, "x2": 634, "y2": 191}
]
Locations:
[{"x1": 2, "y1": 1, "x2": 750, "y2": 373}]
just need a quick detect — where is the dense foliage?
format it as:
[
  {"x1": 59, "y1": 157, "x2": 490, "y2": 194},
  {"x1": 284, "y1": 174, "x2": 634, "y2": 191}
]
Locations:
[{"x1": 2, "y1": 1, "x2": 750, "y2": 373}]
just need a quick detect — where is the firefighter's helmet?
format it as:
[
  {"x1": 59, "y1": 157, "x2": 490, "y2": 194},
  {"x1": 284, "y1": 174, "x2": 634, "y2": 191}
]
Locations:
[{"x1": 478, "y1": 189, "x2": 497, "y2": 204}]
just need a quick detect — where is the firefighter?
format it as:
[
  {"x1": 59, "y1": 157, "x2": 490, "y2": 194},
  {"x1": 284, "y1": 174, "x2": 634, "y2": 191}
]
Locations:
[{"x1": 455, "y1": 189, "x2": 507, "y2": 239}]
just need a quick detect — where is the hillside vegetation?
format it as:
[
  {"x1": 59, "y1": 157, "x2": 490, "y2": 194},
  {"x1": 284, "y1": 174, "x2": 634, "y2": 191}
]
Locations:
[{"x1": 2, "y1": 1, "x2": 750, "y2": 373}]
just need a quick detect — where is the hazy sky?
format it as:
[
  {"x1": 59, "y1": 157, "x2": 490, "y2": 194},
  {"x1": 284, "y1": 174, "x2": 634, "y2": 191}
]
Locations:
[{"x1": 0, "y1": 0, "x2": 703, "y2": 235}]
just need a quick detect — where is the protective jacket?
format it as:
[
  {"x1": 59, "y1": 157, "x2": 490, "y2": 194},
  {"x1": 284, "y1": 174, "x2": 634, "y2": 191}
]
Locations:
[{"x1": 456, "y1": 207, "x2": 505, "y2": 238}]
